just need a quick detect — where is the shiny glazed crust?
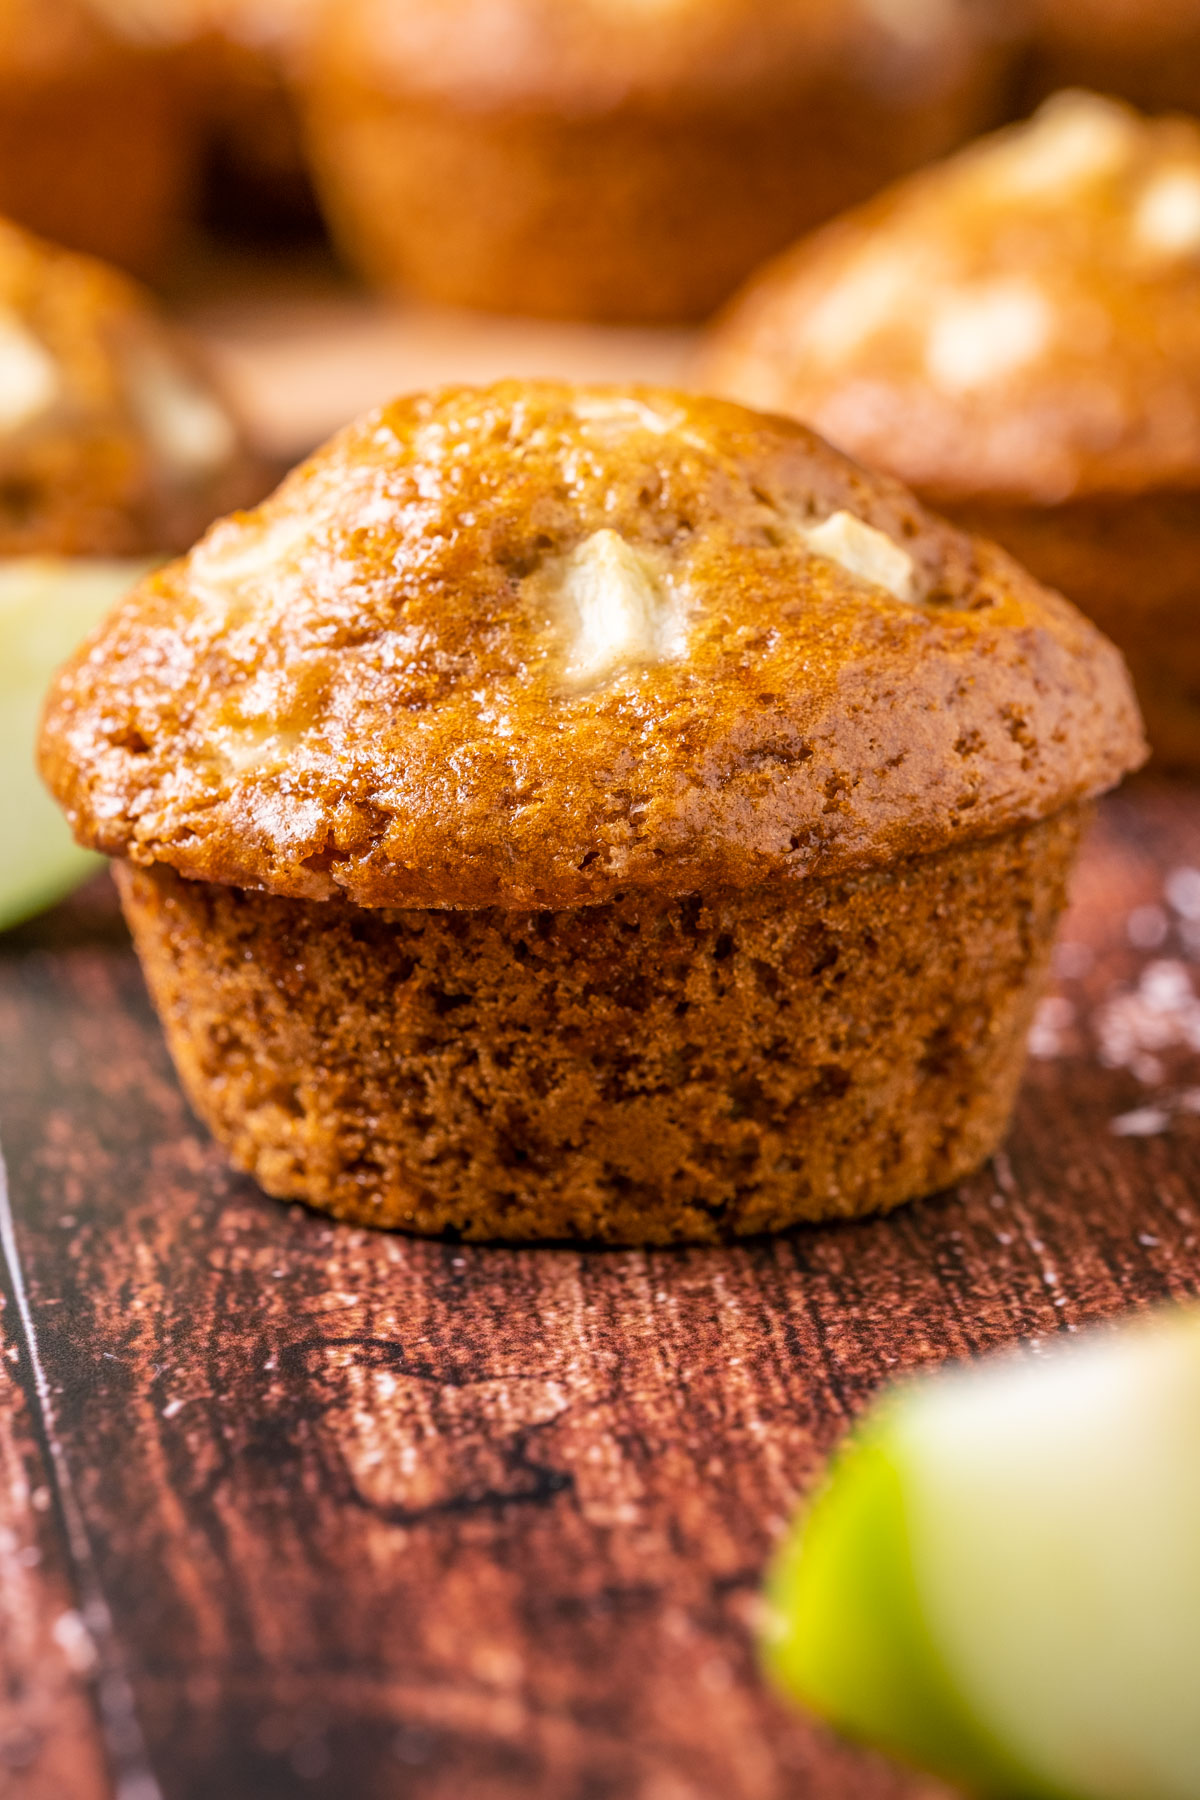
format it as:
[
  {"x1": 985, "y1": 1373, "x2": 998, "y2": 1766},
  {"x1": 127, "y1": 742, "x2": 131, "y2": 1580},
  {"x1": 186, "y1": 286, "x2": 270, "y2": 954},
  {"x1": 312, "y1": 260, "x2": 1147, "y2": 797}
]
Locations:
[
  {"x1": 703, "y1": 94, "x2": 1200, "y2": 505},
  {"x1": 0, "y1": 217, "x2": 260, "y2": 556},
  {"x1": 116, "y1": 807, "x2": 1082, "y2": 1244},
  {"x1": 299, "y1": 0, "x2": 998, "y2": 321},
  {"x1": 41, "y1": 382, "x2": 1144, "y2": 909}
]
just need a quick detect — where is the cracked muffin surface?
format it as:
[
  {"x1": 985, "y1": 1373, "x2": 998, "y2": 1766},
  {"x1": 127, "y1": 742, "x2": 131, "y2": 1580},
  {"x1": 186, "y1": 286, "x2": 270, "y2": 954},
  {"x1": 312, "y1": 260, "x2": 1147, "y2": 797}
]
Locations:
[{"x1": 40, "y1": 379, "x2": 1144, "y2": 909}]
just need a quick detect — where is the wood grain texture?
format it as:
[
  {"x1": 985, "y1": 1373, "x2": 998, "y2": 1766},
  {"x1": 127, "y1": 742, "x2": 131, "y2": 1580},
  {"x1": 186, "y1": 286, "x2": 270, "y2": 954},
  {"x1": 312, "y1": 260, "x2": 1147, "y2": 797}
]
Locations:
[{"x1": 2, "y1": 784, "x2": 1200, "y2": 1800}]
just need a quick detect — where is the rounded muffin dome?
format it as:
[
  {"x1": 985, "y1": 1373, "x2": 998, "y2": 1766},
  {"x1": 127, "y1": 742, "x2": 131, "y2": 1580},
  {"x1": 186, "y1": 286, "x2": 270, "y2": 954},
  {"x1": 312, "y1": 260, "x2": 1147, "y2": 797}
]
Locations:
[
  {"x1": 0, "y1": 215, "x2": 257, "y2": 556},
  {"x1": 40, "y1": 380, "x2": 1144, "y2": 909},
  {"x1": 704, "y1": 92, "x2": 1200, "y2": 507}
]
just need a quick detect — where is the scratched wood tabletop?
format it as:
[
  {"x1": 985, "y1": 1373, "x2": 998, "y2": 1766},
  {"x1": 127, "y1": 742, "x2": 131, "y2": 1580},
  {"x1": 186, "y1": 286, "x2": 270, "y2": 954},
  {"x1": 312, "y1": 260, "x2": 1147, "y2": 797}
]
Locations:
[{"x1": 2, "y1": 780, "x2": 1200, "y2": 1800}]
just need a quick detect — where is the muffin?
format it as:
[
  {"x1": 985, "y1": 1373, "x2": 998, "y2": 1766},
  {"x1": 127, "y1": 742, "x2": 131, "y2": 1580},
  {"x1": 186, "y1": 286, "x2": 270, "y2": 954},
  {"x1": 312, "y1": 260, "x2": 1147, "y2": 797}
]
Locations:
[
  {"x1": 39, "y1": 382, "x2": 1143, "y2": 1243},
  {"x1": 1022, "y1": 1, "x2": 1200, "y2": 117},
  {"x1": 298, "y1": 0, "x2": 1003, "y2": 324},
  {"x1": 105, "y1": 0, "x2": 319, "y2": 234},
  {"x1": 704, "y1": 91, "x2": 1200, "y2": 772},
  {"x1": 0, "y1": 215, "x2": 259, "y2": 558},
  {"x1": 0, "y1": 0, "x2": 195, "y2": 277},
  {"x1": 1, "y1": 215, "x2": 261, "y2": 931}
]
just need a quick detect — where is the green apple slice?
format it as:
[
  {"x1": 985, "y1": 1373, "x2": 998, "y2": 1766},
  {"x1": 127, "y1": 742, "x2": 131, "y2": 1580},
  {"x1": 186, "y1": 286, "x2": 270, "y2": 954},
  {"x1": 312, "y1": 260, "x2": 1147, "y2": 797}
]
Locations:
[
  {"x1": 0, "y1": 558, "x2": 156, "y2": 932},
  {"x1": 765, "y1": 1310, "x2": 1200, "y2": 1800}
]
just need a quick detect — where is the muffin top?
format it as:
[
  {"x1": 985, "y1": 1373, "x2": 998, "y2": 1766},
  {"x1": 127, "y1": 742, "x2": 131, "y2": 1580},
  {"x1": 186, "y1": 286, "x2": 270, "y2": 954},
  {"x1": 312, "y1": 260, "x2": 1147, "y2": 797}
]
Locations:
[
  {"x1": 311, "y1": 0, "x2": 988, "y2": 113},
  {"x1": 703, "y1": 92, "x2": 1200, "y2": 507},
  {"x1": 40, "y1": 380, "x2": 1143, "y2": 910},
  {"x1": 0, "y1": 216, "x2": 257, "y2": 556}
]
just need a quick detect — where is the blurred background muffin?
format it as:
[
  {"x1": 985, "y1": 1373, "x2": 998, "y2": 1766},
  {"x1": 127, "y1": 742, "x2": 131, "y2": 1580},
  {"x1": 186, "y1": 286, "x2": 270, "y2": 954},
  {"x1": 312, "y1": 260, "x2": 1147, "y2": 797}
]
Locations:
[
  {"x1": 1021, "y1": 0, "x2": 1200, "y2": 116},
  {"x1": 97, "y1": 0, "x2": 320, "y2": 238},
  {"x1": 0, "y1": 214, "x2": 262, "y2": 929},
  {"x1": 297, "y1": 0, "x2": 1006, "y2": 324},
  {"x1": 703, "y1": 92, "x2": 1200, "y2": 771},
  {"x1": 0, "y1": 215, "x2": 258, "y2": 556},
  {"x1": 0, "y1": 0, "x2": 195, "y2": 277}
]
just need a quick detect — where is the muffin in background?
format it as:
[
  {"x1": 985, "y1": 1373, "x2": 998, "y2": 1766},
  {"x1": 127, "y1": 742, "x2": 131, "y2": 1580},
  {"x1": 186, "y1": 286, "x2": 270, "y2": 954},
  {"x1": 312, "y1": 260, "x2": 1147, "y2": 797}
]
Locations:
[
  {"x1": 704, "y1": 92, "x2": 1200, "y2": 772},
  {"x1": 0, "y1": 216, "x2": 262, "y2": 930},
  {"x1": 0, "y1": 0, "x2": 196, "y2": 278},
  {"x1": 104, "y1": 0, "x2": 320, "y2": 235},
  {"x1": 40, "y1": 381, "x2": 1143, "y2": 1241},
  {"x1": 298, "y1": 0, "x2": 1004, "y2": 324},
  {"x1": 0, "y1": 216, "x2": 259, "y2": 557},
  {"x1": 1022, "y1": 0, "x2": 1200, "y2": 117}
]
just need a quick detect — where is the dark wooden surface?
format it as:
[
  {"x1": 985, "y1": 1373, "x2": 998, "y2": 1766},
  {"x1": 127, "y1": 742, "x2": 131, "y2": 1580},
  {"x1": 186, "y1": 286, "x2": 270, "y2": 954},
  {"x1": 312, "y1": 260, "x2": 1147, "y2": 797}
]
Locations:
[{"x1": 3, "y1": 786, "x2": 1200, "y2": 1800}]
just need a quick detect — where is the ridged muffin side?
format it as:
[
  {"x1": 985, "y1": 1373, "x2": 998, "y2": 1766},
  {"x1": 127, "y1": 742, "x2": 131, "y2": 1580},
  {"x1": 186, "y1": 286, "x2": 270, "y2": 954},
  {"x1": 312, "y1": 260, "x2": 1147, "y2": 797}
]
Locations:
[{"x1": 116, "y1": 807, "x2": 1082, "y2": 1244}]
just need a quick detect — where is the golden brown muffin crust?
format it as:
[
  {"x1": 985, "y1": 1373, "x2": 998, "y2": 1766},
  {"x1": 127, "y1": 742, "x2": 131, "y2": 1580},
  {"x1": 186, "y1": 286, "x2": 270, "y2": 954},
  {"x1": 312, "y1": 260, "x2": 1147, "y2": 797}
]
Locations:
[
  {"x1": 40, "y1": 381, "x2": 1144, "y2": 909},
  {"x1": 703, "y1": 92, "x2": 1200, "y2": 507},
  {"x1": 0, "y1": 216, "x2": 258, "y2": 556}
]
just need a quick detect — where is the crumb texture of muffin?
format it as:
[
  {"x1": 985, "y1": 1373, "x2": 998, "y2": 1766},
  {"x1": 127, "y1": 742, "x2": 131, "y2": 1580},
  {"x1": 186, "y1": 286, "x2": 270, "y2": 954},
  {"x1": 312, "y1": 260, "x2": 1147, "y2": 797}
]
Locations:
[
  {"x1": 0, "y1": 0, "x2": 195, "y2": 276},
  {"x1": 0, "y1": 216, "x2": 259, "y2": 557},
  {"x1": 42, "y1": 381, "x2": 1144, "y2": 1241},
  {"x1": 41, "y1": 381, "x2": 1142, "y2": 908},
  {"x1": 703, "y1": 91, "x2": 1200, "y2": 769},
  {"x1": 299, "y1": 0, "x2": 1001, "y2": 321},
  {"x1": 117, "y1": 808, "x2": 1081, "y2": 1244}
]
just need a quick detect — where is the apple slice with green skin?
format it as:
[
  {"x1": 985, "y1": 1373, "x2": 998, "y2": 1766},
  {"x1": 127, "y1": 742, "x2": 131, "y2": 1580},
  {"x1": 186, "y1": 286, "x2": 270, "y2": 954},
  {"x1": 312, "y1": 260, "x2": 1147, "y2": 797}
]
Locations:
[
  {"x1": 764, "y1": 1309, "x2": 1200, "y2": 1800},
  {"x1": 0, "y1": 558, "x2": 156, "y2": 932}
]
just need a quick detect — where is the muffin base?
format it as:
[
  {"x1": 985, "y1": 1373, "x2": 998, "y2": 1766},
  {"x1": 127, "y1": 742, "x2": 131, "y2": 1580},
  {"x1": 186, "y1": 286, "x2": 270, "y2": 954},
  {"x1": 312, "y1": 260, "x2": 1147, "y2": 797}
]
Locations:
[
  {"x1": 116, "y1": 808, "x2": 1082, "y2": 1245},
  {"x1": 948, "y1": 492, "x2": 1200, "y2": 776},
  {"x1": 302, "y1": 82, "x2": 991, "y2": 324},
  {"x1": 0, "y1": 53, "x2": 193, "y2": 279}
]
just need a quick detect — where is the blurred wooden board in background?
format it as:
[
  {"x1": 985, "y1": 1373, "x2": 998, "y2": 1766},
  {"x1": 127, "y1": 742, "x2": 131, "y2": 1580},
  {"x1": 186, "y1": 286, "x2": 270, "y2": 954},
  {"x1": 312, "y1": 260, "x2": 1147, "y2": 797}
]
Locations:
[{"x1": 3, "y1": 784, "x2": 1200, "y2": 1800}]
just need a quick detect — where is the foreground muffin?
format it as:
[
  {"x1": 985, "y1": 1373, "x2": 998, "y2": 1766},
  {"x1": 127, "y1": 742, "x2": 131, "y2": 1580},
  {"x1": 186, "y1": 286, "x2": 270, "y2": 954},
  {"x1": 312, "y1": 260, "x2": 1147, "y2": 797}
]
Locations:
[
  {"x1": 0, "y1": 0, "x2": 194, "y2": 276},
  {"x1": 299, "y1": 0, "x2": 1001, "y2": 323},
  {"x1": 40, "y1": 382, "x2": 1143, "y2": 1243},
  {"x1": 1, "y1": 215, "x2": 260, "y2": 929},
  {"x1": 704, "y1": 92, "x2": 1200, "y2": 772}
]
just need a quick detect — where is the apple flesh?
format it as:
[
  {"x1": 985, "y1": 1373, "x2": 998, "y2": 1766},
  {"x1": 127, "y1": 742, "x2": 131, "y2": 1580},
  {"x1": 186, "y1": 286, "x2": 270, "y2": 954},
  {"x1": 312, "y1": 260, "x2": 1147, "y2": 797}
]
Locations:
[
  {"x1": 0, "y1": 559, "x2": 155, "y2": 932},
  {"x1": 765, "y1": 1310, "x2": 1200, "y2": 1800}
]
